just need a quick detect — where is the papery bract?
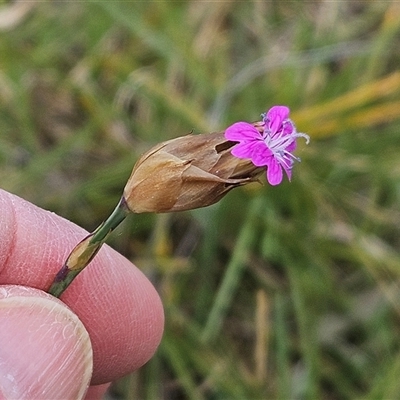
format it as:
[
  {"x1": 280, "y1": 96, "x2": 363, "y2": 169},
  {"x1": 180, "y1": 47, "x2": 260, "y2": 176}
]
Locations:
[{"x1": 123, "y1": 131, "x2": 264, "y2": 213}]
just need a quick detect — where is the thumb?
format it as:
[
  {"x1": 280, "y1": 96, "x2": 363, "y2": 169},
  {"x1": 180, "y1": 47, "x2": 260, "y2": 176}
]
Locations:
[{"x1": 0, "y1": 285, "x2": 93, "y2": 399}]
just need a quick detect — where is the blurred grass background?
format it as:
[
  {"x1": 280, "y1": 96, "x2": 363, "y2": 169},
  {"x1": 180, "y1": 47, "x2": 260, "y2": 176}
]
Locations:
[{"x1": 1, "y1": 1, "x2": 400, "y2": 399}]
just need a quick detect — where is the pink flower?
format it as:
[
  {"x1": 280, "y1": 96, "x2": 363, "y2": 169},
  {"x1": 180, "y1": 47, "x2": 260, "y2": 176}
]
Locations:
[{"x1": 224, "y1": 106, "x2": 309, "y2": 185}]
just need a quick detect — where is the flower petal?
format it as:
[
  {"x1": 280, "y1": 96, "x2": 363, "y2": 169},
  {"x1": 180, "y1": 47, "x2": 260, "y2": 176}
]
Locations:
[
  {"x1": 251, "y1": 142, "x2": 273, "y2": 166},
  {"x1": 282, "y1": 120, "x2": 295, "y2": 136},
  {"x1": 224, "y1": 122, "x2": 260, "y2": 141},
  {"x1": 266, "y1": 106, "x2": 290, "y2": 135},
  {"x1": 266, "y1": 157, "x2": 283, "y2": 185},
  {"x1": 285, "y1": 141, "x2": 296, "y2": 152},
  {"x1": 230, "y1": 141, "x2": 258, "y2": 159},
  {"x1": 283, "y1": 165, "x2": 292, "y2": 181}
]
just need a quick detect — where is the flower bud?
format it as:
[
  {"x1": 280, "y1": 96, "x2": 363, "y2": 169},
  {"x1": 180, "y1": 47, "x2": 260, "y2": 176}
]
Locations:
[{"x1": 123, "y1": 129, "x2": 264, "y2": 213}]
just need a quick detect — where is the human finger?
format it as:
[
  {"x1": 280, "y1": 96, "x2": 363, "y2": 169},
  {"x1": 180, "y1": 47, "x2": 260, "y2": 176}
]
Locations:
[
  {"x1": 0, "y1": 189, "x2": 164, "y2": 384},
  {"x1": 0, "y1": 285, "x2": 92, "y2": 399}
]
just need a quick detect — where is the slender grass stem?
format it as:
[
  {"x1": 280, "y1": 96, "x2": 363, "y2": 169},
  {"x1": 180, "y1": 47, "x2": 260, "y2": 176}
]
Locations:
[
  {"x1": 48, "y1": 197, "x2": 130, "y2": 297},
  {"x1": 201, "y1": 195, "x2": 263, "y2": 342}
]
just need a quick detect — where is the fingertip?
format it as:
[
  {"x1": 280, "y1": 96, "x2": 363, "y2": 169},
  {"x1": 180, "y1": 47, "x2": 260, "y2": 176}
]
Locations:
[
  {"x1": 0, "y1": 189, "x2": 164, "y2": 384},
  {"x1": 0, "y1": 189, "x2": 17, "y2": 274},
  {"x1": 0, "y1": 189, "x2": 82, "y2": 288},
  {"x1": 61, "y1": 249, "x2": 165, "y2": 384},
  {"x1": 84, "y1": 383, "x2": 111, "y2": 400},
  {"x1": 0, "y1": 285, "x2": 93, "y2": 399}
]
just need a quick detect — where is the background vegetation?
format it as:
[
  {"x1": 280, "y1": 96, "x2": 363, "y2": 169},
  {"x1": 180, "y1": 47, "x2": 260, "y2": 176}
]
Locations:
[{"x1": 1, "y1": 1, "x2": 400, "y2": 399}]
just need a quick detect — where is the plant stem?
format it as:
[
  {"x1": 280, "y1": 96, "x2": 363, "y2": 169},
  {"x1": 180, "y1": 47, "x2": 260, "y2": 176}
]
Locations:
[{"x1": 48, "y1": 197, "x2": 130, "y2": 298}]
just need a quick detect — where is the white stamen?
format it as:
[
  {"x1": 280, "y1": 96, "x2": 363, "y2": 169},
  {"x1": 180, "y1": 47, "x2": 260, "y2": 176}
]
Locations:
[{"x1": 262, "y1": 118, "x2": 309, "y2": 168}]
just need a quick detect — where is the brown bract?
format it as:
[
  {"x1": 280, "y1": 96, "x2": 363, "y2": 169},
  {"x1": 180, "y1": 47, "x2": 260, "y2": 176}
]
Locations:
[{"x1": 123, "y1": 129, "x2": 264, "y2": 213}]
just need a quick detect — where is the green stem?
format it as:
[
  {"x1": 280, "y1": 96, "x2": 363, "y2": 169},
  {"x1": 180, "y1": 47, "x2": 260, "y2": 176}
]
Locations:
[{"x1": 48, "y1": 197, "x2": 130, "y2": 298}]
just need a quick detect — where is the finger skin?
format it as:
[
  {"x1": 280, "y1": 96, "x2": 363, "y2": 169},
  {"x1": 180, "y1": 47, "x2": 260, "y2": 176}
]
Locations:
[
  {"x1": 84, "y1": 384, "x2": 111, "y2": 400},
  {"x1": 0, "y1": 189, "x2": 164, "y2": 384},
  {"x1": 0, "y1": 285, "x2": 92, "y2": 399}
]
